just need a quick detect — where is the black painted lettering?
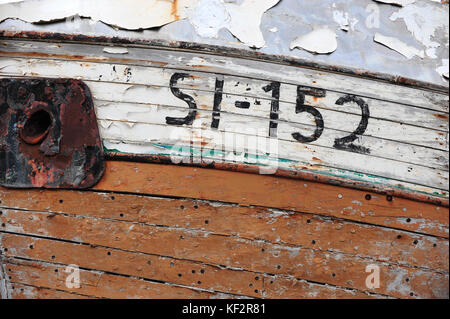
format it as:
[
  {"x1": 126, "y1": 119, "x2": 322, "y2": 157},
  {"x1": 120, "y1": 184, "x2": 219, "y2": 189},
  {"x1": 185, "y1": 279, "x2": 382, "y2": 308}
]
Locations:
[
  {"x1": 262, "y1": 82, "x2": 280, "y2": 137},
  {"x1": 235, "y1": 101, "x2": 251, "y2": 109},
  {"x1": 292, "y1": 86, "x2": 325, "y2": 143},
  {"x1": 211, "y1": 76, "x2": 224, "y2": 129},
  {"x1": 166, "y1": 73, "x2": 197, "y2": 126},
  {"x1": 333, "y1": 95, "x2": 370, "y2": 154}
]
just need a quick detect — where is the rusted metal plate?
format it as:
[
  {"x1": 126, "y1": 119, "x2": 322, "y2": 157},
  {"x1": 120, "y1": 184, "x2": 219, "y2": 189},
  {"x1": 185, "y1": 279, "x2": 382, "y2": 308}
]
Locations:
[{"x1": 0, "y1": 78, "x2": 104, "y2": 189}]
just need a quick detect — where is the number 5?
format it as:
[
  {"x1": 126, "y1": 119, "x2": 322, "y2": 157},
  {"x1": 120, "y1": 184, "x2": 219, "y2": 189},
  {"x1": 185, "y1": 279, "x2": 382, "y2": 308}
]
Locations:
[{"x1": 292, "y1": 86, "x2": 325, "y2": 143}]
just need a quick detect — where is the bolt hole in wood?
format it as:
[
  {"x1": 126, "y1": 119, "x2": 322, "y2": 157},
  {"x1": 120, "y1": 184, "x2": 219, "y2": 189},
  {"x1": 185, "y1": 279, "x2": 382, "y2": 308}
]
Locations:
[
  {"x1": 20, "y1": 109, "x2": 52, "y2": 145},
  {"x1": 59, "y1": 200, "x2": 63, "y2": 203},
  {"x1": 365, "y1": 194, "x2": 372, "y2": 201}
]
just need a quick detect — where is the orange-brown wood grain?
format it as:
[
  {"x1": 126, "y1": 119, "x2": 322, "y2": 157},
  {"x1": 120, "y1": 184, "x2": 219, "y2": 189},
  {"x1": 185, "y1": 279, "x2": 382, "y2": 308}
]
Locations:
[
  {"x1": 0, "y1": 188, "x2": 447, "y2": 272},
  {"x1": 1, "y1": 233, "x2": 378, "y2": 299},
  {"x1": 1, "y1": 209, "x2": 448, "y2": 298},
  {"x1": 93, "y1": 162, "x2": 448, "y2": 238},
  {"x1": 0, "y1": 161, "x2": 448, "y2": 299},
  {"x1": 4, "y1": 258, "x2": 234, "y2": 299},
  {"x1": 7, "y1": 283, "x2": 98, "y2": 299}
]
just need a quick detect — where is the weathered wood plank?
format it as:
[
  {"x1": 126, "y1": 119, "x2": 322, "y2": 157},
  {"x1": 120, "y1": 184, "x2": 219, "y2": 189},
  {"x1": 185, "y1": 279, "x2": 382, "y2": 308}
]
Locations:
[
  {"x1": 1, "y1": 40, "x2": 448, "y2": 112},
  {"x1": 4, "y1": 258, "x2": 237, "y2": 299},
  {"x1": 0, "y1": 40, "x2": 449, "y2": 200},
  {"x1": 1, "y1": 208, "x2": 447, "y2": 298},
  {"x1": 91, "y1": 161, "x2": 448, "y2": 237},
  {"x1": 87, "y1": 82, "x2": 448, "y2": 152},
  {"x1": 0, "y1": 188, "x2": 448, "y2": 271},
  {"x1": 1, "y1": 233, "x2": 264, "y2": 297},
  {"x1": 7, "y1": 282, "x2": 97, "y2": 299},
  {"x1": 262, "y1": 275, "x2": 385, "y2": 299},
  {"x1": 95, "y1": 101, "x2": 448, "y2": 172},
  {"x1": 0, "y1": 57, "x2": 447, "y2": 132},
  {"x1": 100, "y1": 122, "x2": 448, "y2": 192},
  {"x1": 1, "y1": 233, "x2": 381, "y2": 299}
]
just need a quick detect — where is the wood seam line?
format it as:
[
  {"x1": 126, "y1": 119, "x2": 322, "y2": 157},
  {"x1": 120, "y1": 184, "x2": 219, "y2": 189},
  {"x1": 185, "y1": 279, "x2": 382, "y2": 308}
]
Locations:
[
  {"x1": 36, "y1": 188, "x2": 450, "y2": 240},
  {"x1": 1, "y1": 68, "x2": 447, "y2": 134},
  {"x1": 2, "y1": 197, "x2": 447, "y2": 241},
  {"x1": 7, "y1": 281, "x2": 104, "y2": 299},
  {"x1": 0, "y1": 35, "x2": 447, "y2": 95},
  {"x1": 1, "y1": 211, "x2": 448, "y2": 275},
  {"x1": 4, "y1": 256, "x2": 394, "y2": 299},
  {"x1": 4, "y1": 257, "x2": 257, "y2": 299}
]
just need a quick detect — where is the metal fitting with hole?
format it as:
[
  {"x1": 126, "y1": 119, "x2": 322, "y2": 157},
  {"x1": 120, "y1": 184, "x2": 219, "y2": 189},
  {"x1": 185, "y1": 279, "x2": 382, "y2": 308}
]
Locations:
[{"x1": 0, "y1": 78, "x2": 104, "y2": 188}]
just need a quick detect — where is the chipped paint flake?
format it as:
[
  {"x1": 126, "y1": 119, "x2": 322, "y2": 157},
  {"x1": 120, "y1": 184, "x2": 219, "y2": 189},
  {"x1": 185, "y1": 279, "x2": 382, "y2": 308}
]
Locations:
[
  {"x1": 390, "y1": 3, "x2": 449, "y2": 59},
  {"x1": 290, "y1": 27, "x2": 338, "y2": 54},
  {"x1": 0, "y1": 0, "x2": 188, "y2": 30},
  {"x1": 103, "y1": 47, "x2": 129, "y2": 54},
  {"x1": 188, "y1": 0, "x2": 229, "y2": 38},
  {"x1": 223, "y1": 0, "x2": 281, "y2": 48},
  {"x1": 0, "y1": 0, "x2": 280, "y2": 48},
  {"x1": 188, "y1": 0, "x2": 280, "y2": 48},
  {"x1": 374, "y1": 33, "x2": 424, "y2": 59}
]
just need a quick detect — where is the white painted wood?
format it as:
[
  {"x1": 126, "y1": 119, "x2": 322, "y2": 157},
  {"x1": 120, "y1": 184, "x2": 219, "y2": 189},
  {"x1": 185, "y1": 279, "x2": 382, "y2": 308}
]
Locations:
[
  {"x1": 95, "y1": 101, "x2": 448, "y2": 171},
  {"x1": 0, "y1": 39, "x2": 448, "y2": 199},
  {"x1": 0, "y1": 57, "x2": 447, "y2": 132},
  {"x1": 0, "y1": 40, "x2": 448, "y2": 112}
]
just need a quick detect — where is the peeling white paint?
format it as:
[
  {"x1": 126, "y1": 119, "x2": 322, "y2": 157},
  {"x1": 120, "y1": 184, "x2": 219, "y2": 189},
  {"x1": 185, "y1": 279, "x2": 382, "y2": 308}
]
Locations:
[
  {"x1": 0, "y1": 0, "x2": 190, "y2": 30},
  {"x1": 374, "y1": 33, "x2": 424, "y2": 59},
  {"x1": 290, "y1": 27, "x2": 338, "y2": 54},
  {"x1": 0, "y1": 0, "x2": 280, "y2": 49},
  {"x1": 188, "y1": 0, "x2": 280, "y2": 48},
  {"x1": 390, "y1": 3, "x2": 448, "y2": 59},
  {"x1": 103, "y1": 47, "x2": 129, "y2": 54},
  {"x1": 188, "y1": 0, "x2": 229, "y2": 38}
]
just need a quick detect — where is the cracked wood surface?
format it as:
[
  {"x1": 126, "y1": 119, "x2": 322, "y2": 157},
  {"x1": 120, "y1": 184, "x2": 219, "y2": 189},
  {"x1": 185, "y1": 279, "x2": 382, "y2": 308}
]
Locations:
[
  {"x1": 0, "y1": 39, "x2": 448, "y2": 202},
  {"x1": 0, "y1": 161, "x2": 448, "y2": 299}
]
